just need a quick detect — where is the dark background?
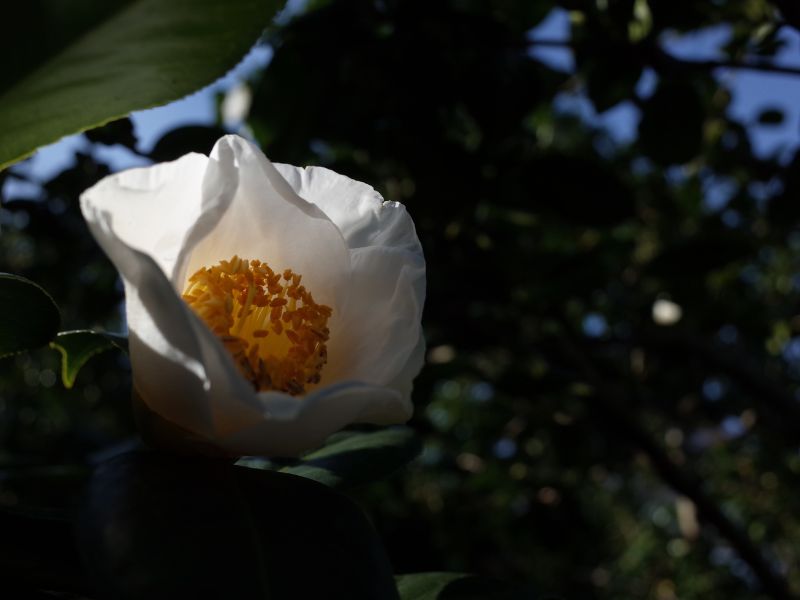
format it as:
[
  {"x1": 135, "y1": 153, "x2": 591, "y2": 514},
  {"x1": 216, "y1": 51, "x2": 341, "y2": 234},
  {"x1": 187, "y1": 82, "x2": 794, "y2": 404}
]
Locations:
[{"x1": 2, "y1": 0, "x2": 800, "y2": 598}]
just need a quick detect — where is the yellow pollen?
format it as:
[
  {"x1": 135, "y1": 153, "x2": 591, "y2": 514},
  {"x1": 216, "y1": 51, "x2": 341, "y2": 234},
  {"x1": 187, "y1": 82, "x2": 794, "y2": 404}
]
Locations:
[{"x1": 182, "y1": 256, "x2": 332, "y2": 395}]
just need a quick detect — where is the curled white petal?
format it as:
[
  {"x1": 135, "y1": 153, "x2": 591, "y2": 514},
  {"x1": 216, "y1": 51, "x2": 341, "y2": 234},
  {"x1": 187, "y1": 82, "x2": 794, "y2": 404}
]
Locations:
[
  {"x1": 275, "y1": 163, "x2": 419, "y2": 250},
  {"x1": 80, "y1": 203, "x2": 266, "y2": 439},
  {"x1": 80, "y1": 152, "x2": 209, "y2": 280}
]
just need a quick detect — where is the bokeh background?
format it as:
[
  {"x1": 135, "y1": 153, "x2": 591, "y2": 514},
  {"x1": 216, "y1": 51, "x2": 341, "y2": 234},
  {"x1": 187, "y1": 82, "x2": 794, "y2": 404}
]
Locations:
[{"x1": 2, "y1": 0, "x2": 800, "y2": 598}]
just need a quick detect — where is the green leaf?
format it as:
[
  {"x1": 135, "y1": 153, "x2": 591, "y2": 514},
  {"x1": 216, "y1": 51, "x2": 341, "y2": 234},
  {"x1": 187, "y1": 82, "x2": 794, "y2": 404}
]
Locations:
[
  {"x1": 79, "y1": 451, "x2": 399, "y2": 599},
  {"x1": 0, "y1": 0, "x2": 283, "y2": 170},
  {"x1": 397, "y1": 573, "x2": 469, "y2": 599},
  {"x1": 276, "y1": 426, "x2": 421, "y2": 489},
  {"x1": 396, "y1": 572, "x2": 533, "y2": 600},
  {"x1": 0, "y1": 273, "x2": 60, "y2": 358},
  {"x1": 628, "y1": 0, "x2": 652, "y2": 42},
  {"x1": 50, "y1": 330, "x2": 128, "y2": 388}
]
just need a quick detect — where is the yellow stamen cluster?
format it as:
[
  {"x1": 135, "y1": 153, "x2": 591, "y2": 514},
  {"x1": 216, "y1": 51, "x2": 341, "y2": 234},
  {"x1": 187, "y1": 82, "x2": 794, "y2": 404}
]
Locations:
[{"x1": 182, "y1": 256, "x2": 332, "y2": 395}]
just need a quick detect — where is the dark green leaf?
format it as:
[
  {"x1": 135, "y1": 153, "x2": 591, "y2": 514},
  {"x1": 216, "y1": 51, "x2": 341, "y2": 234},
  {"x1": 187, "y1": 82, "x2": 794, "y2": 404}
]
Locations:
[
  {"x1": 78, "y1": 451, "x2": 399, "y2": 599},
  {"x1": 279, "y1": 426, "x2": 422, "y2": 489},
  {"x1": 0, "y1": 273, "x2": 60, "y2": 358},
  {"x1": 396, "y1": 572, "x2": 533, "y2": 600},
  {"x1": 50, "y1": 330, "x2": 128, "y2": 388},
  {"x1": 0, "y1": 0, "x2": 283, "y2": 169},
  {"x1": 0, "y1": 0, "x2": 132, "y2": 95},
  {"x1": 397, "y1": 573, "x2": 470, "y2": 599}
]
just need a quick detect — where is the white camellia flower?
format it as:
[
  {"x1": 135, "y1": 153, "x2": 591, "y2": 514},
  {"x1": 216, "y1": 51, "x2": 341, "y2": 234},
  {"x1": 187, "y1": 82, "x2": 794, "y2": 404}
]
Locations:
[{"x1": 80, "y1": 135, "x2": 425, "y2": 457}]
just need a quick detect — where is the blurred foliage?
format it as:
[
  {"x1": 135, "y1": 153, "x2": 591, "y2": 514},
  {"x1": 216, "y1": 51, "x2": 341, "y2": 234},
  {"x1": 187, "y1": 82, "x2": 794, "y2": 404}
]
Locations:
[{"x1": 2, "y1": 0, "x2": 800, "y2": 598}]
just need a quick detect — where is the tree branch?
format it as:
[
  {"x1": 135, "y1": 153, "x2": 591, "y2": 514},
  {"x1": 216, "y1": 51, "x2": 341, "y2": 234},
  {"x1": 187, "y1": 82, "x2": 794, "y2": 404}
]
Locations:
[
  {"x1": 655, "y1": 48, "x2": 800, "y2": 77},
  {"x1": 601, "y1": 398, "x2": 791, "y2": 600},
  {"x1": 526, "y1": 38, "x2": 800, "y2": 77},
  {"x1": 526, "y1": 38, "x2": 572, "y2": 48},
  {"x1": 552, "y1": 333, "x2": 793, "y2": 600}
]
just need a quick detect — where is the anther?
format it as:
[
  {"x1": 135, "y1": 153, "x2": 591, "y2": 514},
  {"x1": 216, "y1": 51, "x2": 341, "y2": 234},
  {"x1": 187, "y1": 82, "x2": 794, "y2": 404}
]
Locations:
[{"x1": 182, "y1": 257, "x2": 331, "y2": 395}]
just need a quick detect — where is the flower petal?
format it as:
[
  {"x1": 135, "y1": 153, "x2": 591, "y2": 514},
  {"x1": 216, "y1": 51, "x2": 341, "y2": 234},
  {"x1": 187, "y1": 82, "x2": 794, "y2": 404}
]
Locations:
[
  {"x1": 325, "y1": 245, "x2": 425, "y2": 388},
  {"x1": 79, "y1": 201, "x2": 208, "y2": 434},
  {"x1": 218, "y1": 382, "x2": 409, "y2": 457},
  {"x1": 80, "y1": 152, "x2": 210, "y2": 281},
  {"x1": 80, "y1": 152, "x2": 290, "y2": 446},
  {"x1": 274, "y1": 164, "x2": 419, "y2": 251},
  {"x1": 273, "y1": 164, "x2": 425, "y2": 397},
  {"x1": 184, "y1": 136, "x2": 351, "y2": 311},
  {"x1": 386, "y1": 333, "x2": 426, "y2": 401},
  {"x1": 79, "y1": 203, "x2": 268, "y2": 439}
]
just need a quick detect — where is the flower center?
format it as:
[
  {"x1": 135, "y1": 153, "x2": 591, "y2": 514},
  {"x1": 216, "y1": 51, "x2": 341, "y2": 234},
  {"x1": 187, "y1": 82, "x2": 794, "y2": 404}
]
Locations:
[{"x1": 182, "y1": 256, "x2": 332, "y2": 395}]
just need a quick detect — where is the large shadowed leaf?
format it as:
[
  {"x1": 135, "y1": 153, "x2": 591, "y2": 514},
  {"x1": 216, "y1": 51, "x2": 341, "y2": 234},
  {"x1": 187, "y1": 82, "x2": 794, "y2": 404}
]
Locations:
[
  {"x1": 50, "y1": 330, "x2": 128, "y2": 388},
  {"x1": 0, "y1": 0, "x2": 132, "y2": 95},
  {"x1": 0, "y1": 273, "x2": 60, "y2": 357},
  {"x1": 78, "y1": 451, "x2": 399, "y2": 599},
  {"x1": 0, "y1": 0, "x2": 283, "y2": 169},
  {"x1": 396, "y1": 572, "x2": 535, "y2": 600}
]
